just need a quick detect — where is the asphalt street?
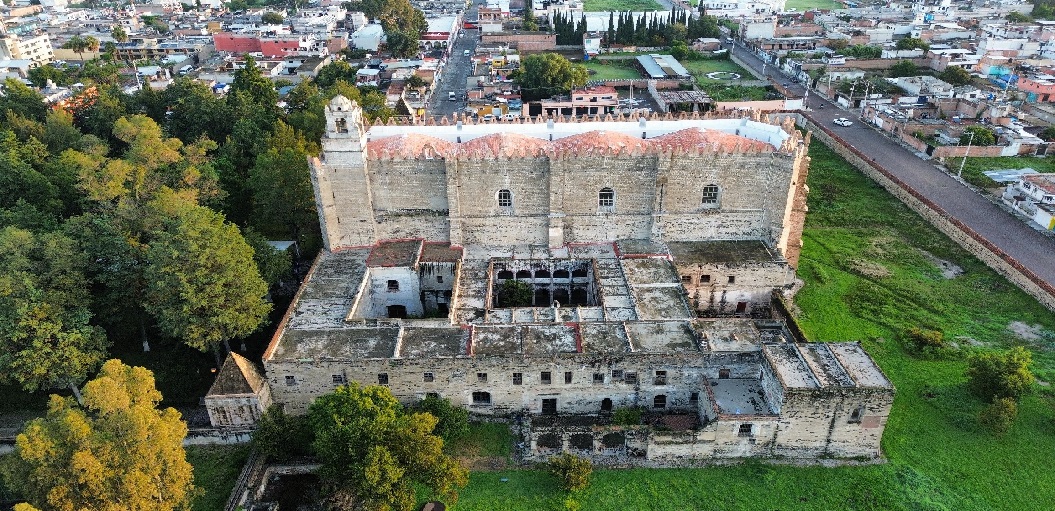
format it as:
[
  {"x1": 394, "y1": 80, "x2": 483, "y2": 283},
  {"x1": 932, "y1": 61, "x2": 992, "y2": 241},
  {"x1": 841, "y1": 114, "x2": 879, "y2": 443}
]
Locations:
[
  {"x1": 726, "y1": 40, "x2": 1055, "y2": 290},
  {"x1": 428, "y1": 0, "x2": 483, "y2": 118}
]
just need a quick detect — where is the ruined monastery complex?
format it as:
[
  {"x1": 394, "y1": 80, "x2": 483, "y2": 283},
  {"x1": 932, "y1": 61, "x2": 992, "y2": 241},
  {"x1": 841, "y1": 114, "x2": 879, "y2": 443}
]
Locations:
[{"x1": 209, "y1": 96, "x2": 894, "y2": 462}]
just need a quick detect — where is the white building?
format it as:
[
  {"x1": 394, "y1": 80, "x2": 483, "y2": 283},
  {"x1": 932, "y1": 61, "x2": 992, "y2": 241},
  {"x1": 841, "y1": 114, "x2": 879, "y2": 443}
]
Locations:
[
  {"x1": 0, "y1": 33, "x2": 54, "y2": 67},
  {"x1": 1003, "y1": 173, "x2": 1055, "y2": 231},
  {"x1": 352, "y1": 24, "x2": 384, "y2": 51}
]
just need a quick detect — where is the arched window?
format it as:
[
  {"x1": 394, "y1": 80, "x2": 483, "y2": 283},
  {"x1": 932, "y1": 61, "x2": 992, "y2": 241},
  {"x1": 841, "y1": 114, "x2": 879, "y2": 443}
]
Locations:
[
  {"x1": 653, "y1": 394, "x2": 667, "y2": 409},
  {"x1": 497, "y1": 189, "x2": 513, "y2": 208},
  {"x1": 515, "y1": 270, "x2": 532, "y2": 279},
  {"x1": 702, "y1": 184, "x2": 720, "y2": 206},
  {"x1": 598, "y1": 187, "x2": 615, "y2": 208}
]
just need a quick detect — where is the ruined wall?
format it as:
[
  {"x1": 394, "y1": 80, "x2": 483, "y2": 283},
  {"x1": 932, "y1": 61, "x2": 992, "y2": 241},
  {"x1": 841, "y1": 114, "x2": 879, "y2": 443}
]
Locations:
[
  {"x1": 264, "y1": 350, "x2": 761, "y2": 415},
  {"x1": 369, "y1": 159, "x2": 451, "y2": 241},
  {"x1": 769, "y1": 388, "x2": 891, "y2": 458},
  {"x1": 677, "y1": 261, "x2": 791, "y2": 315},
  {"x1": 205, "y1": 393, "x2": 268, "y2": 428},
  {"x1": 354, "y1": 267, "x2": 424, "y2": 318},
  {"x1": 447, "y1": 158, "x2": 551, "y2": 246}
]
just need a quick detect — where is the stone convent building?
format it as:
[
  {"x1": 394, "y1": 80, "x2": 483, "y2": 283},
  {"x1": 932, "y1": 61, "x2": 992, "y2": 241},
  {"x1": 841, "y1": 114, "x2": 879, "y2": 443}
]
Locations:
[{"x1": 257, "y1": 96, "x2": 894, "y2": 461}]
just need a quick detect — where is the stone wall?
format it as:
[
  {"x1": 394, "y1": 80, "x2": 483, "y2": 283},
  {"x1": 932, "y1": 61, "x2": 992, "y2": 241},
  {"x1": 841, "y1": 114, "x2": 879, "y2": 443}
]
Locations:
[{"x1": 802, "y1": 117, "x2": 1055, "y2": 312}]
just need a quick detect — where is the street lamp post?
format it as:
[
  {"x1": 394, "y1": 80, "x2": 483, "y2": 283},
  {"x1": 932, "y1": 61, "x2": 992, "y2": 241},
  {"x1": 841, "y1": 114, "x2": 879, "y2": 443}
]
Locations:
[{"x1": 957, "y1": 130, "x2": 975, "y2": 179}]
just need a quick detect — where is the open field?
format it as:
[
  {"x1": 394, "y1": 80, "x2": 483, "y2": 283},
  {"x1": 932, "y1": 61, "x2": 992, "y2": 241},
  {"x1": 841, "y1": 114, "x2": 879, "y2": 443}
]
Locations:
[
  {"x1": 187, "y1": 445, "x2": 251, "y2": 511},
  {"x1": 948, "y1": 155, "x2": 1055, "y2": 188},
  {"x1": 582, "y1": 0, "x2": 662, "y2": 11},
  {"x1": 679, "y1": 58, "x2": 752, "y2": 82},
  {"x1": 582, "y1": 60, "x2": 641, "y2": 81},
  {"x1": 446, "y1": 137, "x2": 1055, "y2": 510},
  {"x1": 785, "y1": 0, "x2": 844, "y2": 10}
]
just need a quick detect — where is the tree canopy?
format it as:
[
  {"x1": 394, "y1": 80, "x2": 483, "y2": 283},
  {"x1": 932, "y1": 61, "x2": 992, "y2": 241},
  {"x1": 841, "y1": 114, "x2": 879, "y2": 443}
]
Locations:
[
  {"x1": 966, "y1": 346, "x2": 1035, "y2": 401},
  {"x1": 309, "y1": 383, "x2": 468, "y2": 511},
  {"x1": 895, "y1": 37, "x2": 930, "y2": 51},
  {"x1": 939, "y1": 66, "x2": 973, "y2": 86},
  {"x1": 888, "y1": 60, "x2": 919, "y2": 78},
  {"x1": 960, "y1": 126, "x2": 996, "y2": 146},
  {"x1": 3, "y1": 360, "x2": 195, "y2": 511},
  {"x1": 514, "y1": 53, "x2": 588, "y2": 102}
]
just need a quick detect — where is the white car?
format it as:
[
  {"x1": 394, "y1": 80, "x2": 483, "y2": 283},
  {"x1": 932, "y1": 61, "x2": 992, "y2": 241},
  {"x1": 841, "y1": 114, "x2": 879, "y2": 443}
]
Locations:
[{"x1": 833, "y1": 118, "x2": 854, "y2": 127}]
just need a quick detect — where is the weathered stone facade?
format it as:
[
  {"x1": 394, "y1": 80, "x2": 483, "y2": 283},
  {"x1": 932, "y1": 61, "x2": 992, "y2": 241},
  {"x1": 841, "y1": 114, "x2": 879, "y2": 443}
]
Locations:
[
  {"x1": 205, "y1": 353, "x2": 272, "y2": 428},
  {"x1": 255, "y1": 98, "x2": 894, "y2": 461}
]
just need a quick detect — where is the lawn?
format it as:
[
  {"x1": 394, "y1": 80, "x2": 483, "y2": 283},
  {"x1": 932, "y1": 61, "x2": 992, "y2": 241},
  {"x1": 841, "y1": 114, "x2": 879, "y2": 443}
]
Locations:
[
  {"x1": 785, "y1": 0, "x2": 844, "y2": 10},
  {"x1": 680, "y1": 58, "x2": 752, "y2": 83},
  {"x1": 948, "y1": 155, "x2": 1055, "y2": 188},
  {"x1": 582, "y1": 60, "x2": 641, "y2": 81},
  {"x1": 582, "y1": 0, "x2": 662, "y2": 11},
  {"x1": 187, "y1": 444, "x2": 251, "y2": 511},
  {"x1": 448, "y1": 137, "x2": 1055, "y2": 510}
]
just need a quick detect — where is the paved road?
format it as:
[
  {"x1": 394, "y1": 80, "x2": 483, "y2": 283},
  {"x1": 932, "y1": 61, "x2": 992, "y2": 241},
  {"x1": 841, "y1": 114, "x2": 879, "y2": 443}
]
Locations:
[
  {"x1": 428, "y1": 0, "x2": 483, "y2": 118},
  {"x1": 725, "y1": 41, "x2": 1055, "y2": 291}
]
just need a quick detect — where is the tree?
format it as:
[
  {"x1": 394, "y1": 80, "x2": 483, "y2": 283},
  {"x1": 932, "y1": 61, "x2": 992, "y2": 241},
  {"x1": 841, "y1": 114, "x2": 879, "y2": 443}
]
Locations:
[
  {"x1": 111, "y1": 25, "x2": 129, "y2": 43},
  {"x1": 385, "y1": 30, "x2": 419, "y2": 59},
  {"x1": 1039, "y1": 125, "x2": 1055, "y2": 142},
  {"x1": 231, "y1": 55, "x2": 279, "y2": 112},
  {"x1": 902, "y1": 326, "x2": 946, "y2": 356},
  {"x1": 889, "y1": 60, "x2": 919, "y2": 78},
  {"x1": 939, "y1": 65, "x2": 973, "y2": 86},
  {"x1": 414, "y1": 395, "x2": 469, "y2": 442},
  {"x1": 62, "y1": 35, "x2": 89, "y2": 60},
  {"x1": 960, "y1": 125, "x2": 996, "y2": 146},
  {"x1": 3, "y1": 360, "x2": 195, "y2": 511},
  {"x1": 523, "y1": 6, "x2": 539, "y2": 31},
  {"x1": 515, "y1": 53, "x2": 588, "y2": 101},
  {"x1": 499, "y1": 279, "x2": 533, "y2": 307},
  {"x1": 249, "y1": 121, "x2": 319, "y2": 245},
  {"x1": 309, "y1": 383, "x2": 468, "y2": 511},
  {"x1": 966, "y1": 346, "x2": 1035, "y2": 402},
  {"x1": 27, "y1": 65, "x2": 70, "y2": 88},
  {"x1": 895, "y1": 37, "x2": 929, "y2": 51},
  {"x1": 0, "y1": 227, "x2": 108, "y2": 399},
  {"x1": 84, "y1": 36, "x2": 100, "y2": 56},
  {"x1": 261, "y1": 11, "x2": 285, "y2": 24},
  {"x1": 978, "y1": 397, "x2": 1017, "y2": 436},
  {"x1": 0, "y1": 78, "x2": 49, "y2": 122},
  {"x1": 549, "y1": 453, "x2": 592, "y2": 492},
  {"x1": 242, "y1": 228, "x2": 293, "y2": 288},
  {"x1": 1006, "y1": 11, "x2": 1032, "y2": 23},
  {"x1": 253, "y1": 405, "x2": 314, "y2": 462},
  {"x1": 143, "y1": 190, "x2": 271, "y2": 365}
]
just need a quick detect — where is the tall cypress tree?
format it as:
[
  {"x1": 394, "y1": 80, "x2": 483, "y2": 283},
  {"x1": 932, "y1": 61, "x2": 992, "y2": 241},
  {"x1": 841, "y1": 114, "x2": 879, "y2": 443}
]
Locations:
[{"x1": 607, "y1": 11, "x2": 614, "y2": 46}]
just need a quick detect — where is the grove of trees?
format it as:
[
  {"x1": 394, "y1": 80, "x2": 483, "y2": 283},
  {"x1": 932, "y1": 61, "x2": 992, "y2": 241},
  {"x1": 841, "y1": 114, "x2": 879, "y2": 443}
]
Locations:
[{"x1": 513, "y1": 53, "x2": 588, "y2": 101}]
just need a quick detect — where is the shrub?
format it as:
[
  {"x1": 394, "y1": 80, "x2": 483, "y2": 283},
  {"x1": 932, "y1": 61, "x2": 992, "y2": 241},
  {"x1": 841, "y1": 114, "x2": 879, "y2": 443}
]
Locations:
[
  {"x1": 414, "y1": 394, "x2": 470, "y2": 441},
  {"x1": 978, "y1": 397, "x2": 1018, "y2": 436},
  {"x1": 499, "y1": 279, "x2": 533, "y2": 307},
  {"x1": 966, "y1": 346, "x2": 1035, "y2": 402},
  {"x1": 549, "y1": 453, "x2": 592, "y2": 492},
  {"x1": 612, "y1": 407, "x2": 642, "y2": 426},
  {"x1": 252, "y1": 405, "x2": 314, "y2": 462},
  {"x1": 902, "y1": 327, "x2": 947, "y2": 356}
]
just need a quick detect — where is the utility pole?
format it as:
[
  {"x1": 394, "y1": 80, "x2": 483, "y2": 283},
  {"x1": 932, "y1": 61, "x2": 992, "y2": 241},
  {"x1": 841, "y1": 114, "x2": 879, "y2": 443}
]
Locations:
[{"x1": 957, "y1": 130, "x2": 975, "y2": 179}]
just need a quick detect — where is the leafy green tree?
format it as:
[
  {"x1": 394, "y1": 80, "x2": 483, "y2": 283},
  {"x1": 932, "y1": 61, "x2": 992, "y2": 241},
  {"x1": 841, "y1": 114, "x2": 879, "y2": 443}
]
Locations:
[
  {"x1": 0, "y1": 78, "x2": 49, "y2": 122},
  {"x1": 549, "y1": 453, "x2": 592, "y2": 492},
  {"x1": 27, "y1": 65, "x2": 70, "y2": 88},
  {"x1": 309, "y1": 383, "x2": 468, "y2": 511},
  {"x1": 62, "y1": 35, "x2": 90, "y2": 60},
  {"x1": 515, "y1": 53, "x2": 588, "y2": 101},
  {"x1": 314, "y1": 61, "x2": 359, "y2": 88},
  {"x1": 243, "y1": 228, "x2": 293, "y2": 287},
  {"x1": 978, "y1": 397, "x2": 1017, "y2": 436},
  {"x1": 0, "y1": 227, "x2": 108, "y2": 398},
  {"x1": 966, "y1": 346, "x2": 1035, "y2": 402},
  {"x1": 43, "y1": 109, "x2": 84, "y2": 156},
  {"x1": 249, "y1": 121, "x2": 319, "y2": 244},
  {"x1": 143, "y1": 190, "x2": 271, "y2": 365},
  {"x1": 499, "y1": 279, "x2": 533, "y2": 307},
  {"x1": 385, "y1": 30, "x2": 419, "y2": 59},
  {"x1": 231, "y1": 55, "x2": 279, "y2": 112},
  {"x1": 163, "y1": 78, "x2": 231, "y2": 145},
  {"x1": 414, "y1": 395, "x2": 469, "y2": 442},
  {"x1": 895, "y1": 37, "x2": 929, "y2": 51},
  {"x1": 939, "y1": 66, "x2": 973, "y2": 86},
  {"x1": 3, "y1": 360, "x2": 196, "y2": 511},
  {"x1": 902, "y1": 327, "x2": 946, "y2": 356},
  {"x1": 261, "y1": 11, "x2": 285, "y2": 24},
  {"x1": 229, "y1": 0, "x2": 248, "y2": 10},
  {"x1": 1039, "y1": 125, "x2": 1055, "y2": 142},
  {"x1": 1006, "y1": 11, "x2": 1032, "y2": 22},
  {"x1": 0, "y1": 131, "x2": 64, "y2": 222},
  {"x1": 843, "y1": 44, "x2": 882, "y2": 59},
  {"x1": 960, "y1": 125, "x2": 996, "y2": 146},
  {"x1": 889, "y1": 60, "x2": 919, "y2": 78},
  {"x1": 523, "y1": 7, "x2": 539, "y2": 31},
  {"x1": 111, "y1": 25, "x2": 129, "y2": 43},
  {"x1": 253, "y1": 404, "x2": 314, "y2": 462}
]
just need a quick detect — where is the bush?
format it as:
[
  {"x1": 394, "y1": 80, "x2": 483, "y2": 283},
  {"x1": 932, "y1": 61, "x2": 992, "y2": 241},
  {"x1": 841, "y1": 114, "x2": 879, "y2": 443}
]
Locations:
[
  {"x1": 978, "y1": 397, "x2": 1017, "y2": 436},
  {"x1": 549, "y1": 453, "x2": 592, "y2": 492},
  {"x1": 499, "y1": 279, "x2": 533, "y2": 307},
  {"x1": 252, "y1": 405, "x2": 314, "y2": 462},
  {"x1": 414, "y1": 394, "x2": 470, "y2": 441},
  {"x1": 612, "y1": 407, "x2": 642, "y2": 425},
  {"x1": 903, "y1": 327, "x2": 947, "y2": 357},
  {"x1": 966, "y1": 346, "x2": 1035, "y2": 402}
]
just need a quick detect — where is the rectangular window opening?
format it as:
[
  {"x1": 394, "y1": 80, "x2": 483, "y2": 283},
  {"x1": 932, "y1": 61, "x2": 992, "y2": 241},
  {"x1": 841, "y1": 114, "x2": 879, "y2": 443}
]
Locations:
[
  {"x1": 654, "y1": 370, "x2": 668, "y2": 385},
  {"x1": 423, "y1": 372, "x2": 435, "y2": 383},
  {"x1": 624, "y1": 372, "x2": 638, "y2": 384},
  {"x1": 738, "y1": 423, "x2": 753, "y2": 437},
  {"x1": 285, "y1": 375, "x2": 296, "y2": 386},
  {"x1": 728, "y1": 275, "x2": 736, "y2": 284},
  {"x1": 681, "y1": 275, "x2": 692, "y2": 284},
  {"x1": 701, "y1": 274, "x2": 711, "y2": 283},
  {"x1": 331, "y1": 374, "x2": 346, "y2": 384},
  {"x1": 541, "y1": 371, "x2": 552, "y2": 384},
  {"x1": 387, "y1": 279, "x2": 400, "y2": 291},
  {"x1": 378, "y1": 373, "x2": 389, "y2": 385},
  {"x1": 512, "y1": 372, "x2": 523, "y2": 385},
  {"x1": 593, "y1": 372, "x2": 604, "y2": 384},
  {"x1": 477, "y1": 372, "x2": 488, "y2": 383},
  {"x1": 564, "y1": 371, "x2": 573, "y2": 384}
]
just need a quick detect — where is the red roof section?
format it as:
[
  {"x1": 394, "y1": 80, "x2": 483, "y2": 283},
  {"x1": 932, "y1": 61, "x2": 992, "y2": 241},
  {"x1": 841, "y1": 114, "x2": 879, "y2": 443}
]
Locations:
[
  {"x1": 420, "y1": 242, "x2": 463, "y2": 262},
  {"x1": 366, "y1": 239, "x2": 423, "y2": 267},
  {"x1": 367, "y1": 134, "x2": 455, "y2": 159},
  {"x1": 456, "y1": 132, "x2": 549, "y2": 158},
  {"x1": 653, "y1": 127, "x2": 774, "y2": 153},
  {"x1": 550, "y1": 130, "x2": 651, "y2": 155}
]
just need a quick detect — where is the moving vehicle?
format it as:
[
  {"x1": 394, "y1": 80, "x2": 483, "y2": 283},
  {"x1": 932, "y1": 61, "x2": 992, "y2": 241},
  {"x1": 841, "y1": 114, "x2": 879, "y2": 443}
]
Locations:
[
  {"x1": 833, "y1": 117, "x2": 854, "y2": 127},
  {"x1": 463, "y1": 49, "x2": 471, "y2": 57},
  {"x1": 449, "y1": 91, "x2": 457, "y2": 101}
]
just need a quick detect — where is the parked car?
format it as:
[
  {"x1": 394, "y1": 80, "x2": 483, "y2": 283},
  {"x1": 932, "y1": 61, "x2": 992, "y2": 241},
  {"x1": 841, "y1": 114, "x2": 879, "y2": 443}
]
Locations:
[
  {"x1": 833, "y1": 117, "x2": 854, "y2": 127},
  {"x1": 481, "y1": 114, "x2": 495, "y2": 121}
]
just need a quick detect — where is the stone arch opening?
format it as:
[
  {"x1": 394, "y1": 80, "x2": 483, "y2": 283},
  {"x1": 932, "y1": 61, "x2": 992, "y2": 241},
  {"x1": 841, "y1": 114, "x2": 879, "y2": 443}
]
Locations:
[
  {"x1": 601, "y1": 432, "x2": 625, "y2": 449},
  {"x1": 600, "y1": 398, "x2": 613, "y2": 413},
  {"x1": 515, "y1": 270, "x2": 532, "y2": 279},
  {"x1": 570, "y1": 433, "x2": 594, "y2": 451},
  {"x1": 537, "y1": 433, "x2": 562, "y2": 450}
]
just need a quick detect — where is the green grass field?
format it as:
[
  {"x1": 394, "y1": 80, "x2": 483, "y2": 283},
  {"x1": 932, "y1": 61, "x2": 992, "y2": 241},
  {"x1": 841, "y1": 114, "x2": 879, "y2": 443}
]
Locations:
[
  {"x1": 187, "y1": 445, "x2": 251, "y2": 511},
  {"x1": 948, "y1": 155, "x2": 1055, "y2": 188},
  {"x1": 582, "y1": 60, "x2": 642, "y2": 81},
  {"x1": 582, "y1": 0, "x2": 662, "y2": 11},
  {"x1": 785, "y1": 0, "x2": 844, "y2": 10},
  {"x1": 680, "y1": 58, "x2": 752, "y2": 82},
  {"x1": 447, "y1": 137, "x2": 1055, "y2": 510}
]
